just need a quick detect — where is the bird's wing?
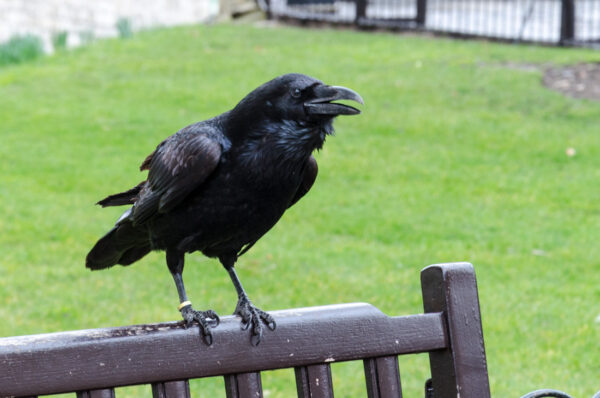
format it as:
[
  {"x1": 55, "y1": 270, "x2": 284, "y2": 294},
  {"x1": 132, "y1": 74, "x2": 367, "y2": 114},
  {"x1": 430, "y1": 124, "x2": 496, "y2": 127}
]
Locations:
[
  {"x1": 139, "y1": 150, "x2": 155, "y2": 171},
  {"x1": 133, "y1": 128, "x2": 222, "y2": 224},
  {"x1": 288, "y1": 155, "x2": 318, "y2": 208}
]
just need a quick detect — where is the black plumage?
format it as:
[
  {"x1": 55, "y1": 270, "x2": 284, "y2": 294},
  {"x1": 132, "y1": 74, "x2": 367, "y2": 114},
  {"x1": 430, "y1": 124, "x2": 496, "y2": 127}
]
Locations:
[{"x1": 86, "y1": 73, "x2": 363, "y2": 345}]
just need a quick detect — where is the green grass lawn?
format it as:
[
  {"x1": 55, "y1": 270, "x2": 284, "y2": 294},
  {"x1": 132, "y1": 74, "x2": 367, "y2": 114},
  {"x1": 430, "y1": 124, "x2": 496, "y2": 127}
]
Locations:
[{"x1": 1, "y1": 22, "x2": 599, "y2": 397}]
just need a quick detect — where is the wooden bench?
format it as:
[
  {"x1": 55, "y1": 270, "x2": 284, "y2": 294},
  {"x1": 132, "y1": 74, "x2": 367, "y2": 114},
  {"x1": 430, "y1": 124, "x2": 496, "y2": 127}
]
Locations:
[{"x1": 0, "y1": 262, "x2": 490, "y2": 398}]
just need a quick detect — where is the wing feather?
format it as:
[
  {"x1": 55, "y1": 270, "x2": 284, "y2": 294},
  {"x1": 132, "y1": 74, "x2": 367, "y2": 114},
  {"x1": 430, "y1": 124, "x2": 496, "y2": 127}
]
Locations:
[{"x1": 132, "y1": 127, "x2": 222, "y2": 224}]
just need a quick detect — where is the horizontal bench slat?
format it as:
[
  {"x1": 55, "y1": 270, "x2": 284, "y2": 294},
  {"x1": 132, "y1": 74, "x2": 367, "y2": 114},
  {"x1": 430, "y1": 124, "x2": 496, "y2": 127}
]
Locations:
[{"x1": 0, "y1": 303, "x2": 447, "y2": 396}]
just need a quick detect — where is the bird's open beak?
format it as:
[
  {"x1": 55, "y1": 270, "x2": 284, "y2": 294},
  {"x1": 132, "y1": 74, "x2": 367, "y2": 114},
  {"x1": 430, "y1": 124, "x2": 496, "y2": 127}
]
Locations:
[{"x1": 304, "y1": 85, "x2": 364, "y2": 116}]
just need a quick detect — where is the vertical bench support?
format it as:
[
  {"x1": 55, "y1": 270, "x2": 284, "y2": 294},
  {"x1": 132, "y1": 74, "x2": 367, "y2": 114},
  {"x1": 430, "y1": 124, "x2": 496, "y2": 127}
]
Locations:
[
  {"x1": 295, "y1": 364, "x2": 334, "y2": 398},
  {"x1": 77, "y1": 389, "x2": 115, "y2": 398},
  {"x1": 151, "y1": 380, "x2": 191, "y2": 398},
  {"x1": 364, "y1": 356, "x2": 402, "y2": 398},
  {"x1": 421, "y1": 263, "x2": 491, "y2": 398},
  {"x1": 225, "y1": 372, "x2": 263, "y2": 398}
]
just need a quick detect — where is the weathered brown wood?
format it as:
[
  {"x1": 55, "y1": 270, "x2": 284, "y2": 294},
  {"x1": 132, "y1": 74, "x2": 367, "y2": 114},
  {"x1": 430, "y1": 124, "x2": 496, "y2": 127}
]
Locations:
[
  {"x1": 363, "y1": 356, "x2": 402, "y2": 398},
  {"x1": 421, "y1": 263, "x2": 491, "y2": 398},
  {"x1": 76, "y1": 388, "x2": 115, "y2": 398},
  {"x1": 224, "y1": 372, "x2": 263, "y2": 398},
  {"x1": 295, "y1": 364, "x2": 334, "y2": 398},
  {"x1": 0, "y1": 303, "x2": 447, "y2": 397},
  {"x1": 151, "y1": 380, "x2": 191, "y2": 398}
]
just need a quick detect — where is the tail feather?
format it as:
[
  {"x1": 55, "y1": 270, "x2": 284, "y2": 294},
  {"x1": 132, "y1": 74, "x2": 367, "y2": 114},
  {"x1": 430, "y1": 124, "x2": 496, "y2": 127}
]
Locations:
[
  {"x1": 118, "y1": 244, "x2": 152, "y2": 265},
  {"x1": 86, "y1": 221, "x2": 150, "y2": 270},
  {"x1": 97, "y1": 181, "x2": 145, "y2": 207}
]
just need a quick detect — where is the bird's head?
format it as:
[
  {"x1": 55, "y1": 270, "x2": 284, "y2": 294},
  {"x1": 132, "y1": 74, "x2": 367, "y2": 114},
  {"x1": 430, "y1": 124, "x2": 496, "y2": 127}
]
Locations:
[
  {"x1": 231, "y1": 73, "x2": 363, "y2": 126},
  {"x1": 229, "y1": 73, "x2": 363, "y2": 154},
  {"x1": 248, "y1": 73, "x2": 363, "y2": 122}
]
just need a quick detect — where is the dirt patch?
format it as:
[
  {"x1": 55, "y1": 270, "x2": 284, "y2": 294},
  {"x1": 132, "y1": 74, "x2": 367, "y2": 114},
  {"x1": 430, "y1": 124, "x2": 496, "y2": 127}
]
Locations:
[{"x1": 543, "y1": 63, "x2": 600, "y2": 101}]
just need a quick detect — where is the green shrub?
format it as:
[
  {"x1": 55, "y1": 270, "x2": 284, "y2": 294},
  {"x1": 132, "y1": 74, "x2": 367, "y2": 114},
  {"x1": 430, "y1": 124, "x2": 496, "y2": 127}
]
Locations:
[
  {"x1": 0, "y1": 34, "x2": 44, "y2": 67},
  {"x1": 52, "y1": 31, "x2": 68, "y2": 51},
  {"x1": 116, "y1": 18, "x2": 133, "y2": 39}
]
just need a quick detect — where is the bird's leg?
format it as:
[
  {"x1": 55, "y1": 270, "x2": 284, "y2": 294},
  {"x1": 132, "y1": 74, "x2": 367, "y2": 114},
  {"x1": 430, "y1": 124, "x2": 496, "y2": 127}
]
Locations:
[
  {"x1": 167, "y1": 250, "x2": 219, "y2": 345},
  {"x1": 221, "y1": 255, "x2": 276, "y2": 346}
]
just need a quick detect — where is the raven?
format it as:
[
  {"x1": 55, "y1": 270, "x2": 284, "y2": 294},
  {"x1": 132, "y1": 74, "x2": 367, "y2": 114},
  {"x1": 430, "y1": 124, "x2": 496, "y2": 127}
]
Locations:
[{"x1": 86, "y1": 73, "x2": 363, "y2": 345}]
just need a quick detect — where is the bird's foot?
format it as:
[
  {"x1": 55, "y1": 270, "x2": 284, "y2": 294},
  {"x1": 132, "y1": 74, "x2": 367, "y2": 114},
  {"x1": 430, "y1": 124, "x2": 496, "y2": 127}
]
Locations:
[
  {"x1": 234, "y1": 295, "x2": 276, "y2": 346},
  {"x1": 179, "y1": 303, "x2": 220, "y2": 345}
]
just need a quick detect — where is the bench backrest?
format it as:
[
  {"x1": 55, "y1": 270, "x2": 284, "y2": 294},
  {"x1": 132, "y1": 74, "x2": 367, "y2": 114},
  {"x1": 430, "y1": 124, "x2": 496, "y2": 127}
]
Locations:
[{"x1": 0, "y1": 262, "x2": 490, "y2": 398}]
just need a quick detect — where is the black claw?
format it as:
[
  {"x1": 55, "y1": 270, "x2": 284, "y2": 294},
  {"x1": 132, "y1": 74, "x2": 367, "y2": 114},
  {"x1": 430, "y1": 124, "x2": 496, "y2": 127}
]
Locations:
[
  {"x1": 180, "y1": 305, "x2": 220, "y2": 345},
  {"x1": 184, "y1": 316, "x2": 196, "y2": 329},
  {"x1": 203, "y1": 330, "x2": 214, "y2": 346},
  {"x1": 259, "y1": 311, "x2": 276, "y2": 331},
  {"x1": 251, "y1": 332, "x2": 262, "y2": 346},
  {"x1": 206, "y1": 310, "x2": 220, "y2": 327},
  {"x1": 233, "y1": 297, "x2": 275, "y2": 345},
  {"x1": 240, "y1": 319, "x2": 250, "y2": 331}
]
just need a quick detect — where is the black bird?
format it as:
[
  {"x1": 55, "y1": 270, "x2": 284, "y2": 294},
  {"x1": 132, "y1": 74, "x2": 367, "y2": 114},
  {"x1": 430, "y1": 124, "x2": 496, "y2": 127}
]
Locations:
[{"x1": 86, "y1": 73, "x2": 363, "y2": 345}]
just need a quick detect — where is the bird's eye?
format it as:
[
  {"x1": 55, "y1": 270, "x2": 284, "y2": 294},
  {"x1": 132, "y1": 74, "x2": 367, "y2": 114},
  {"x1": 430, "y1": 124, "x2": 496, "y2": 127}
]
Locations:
[{"x1": 290, "y1": 88, "x2": 302, "y2": 98}]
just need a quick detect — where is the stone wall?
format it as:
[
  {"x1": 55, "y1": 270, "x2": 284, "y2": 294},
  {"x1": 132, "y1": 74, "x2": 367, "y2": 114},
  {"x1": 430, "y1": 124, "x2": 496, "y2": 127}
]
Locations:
[{"x1": 0, "y1": 0, "x2": 219, "y2": 52}]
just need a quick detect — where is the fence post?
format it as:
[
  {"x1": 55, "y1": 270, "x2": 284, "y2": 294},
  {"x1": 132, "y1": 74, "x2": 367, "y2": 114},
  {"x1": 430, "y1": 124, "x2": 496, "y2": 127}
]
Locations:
[
  {"x1": 264, "y1": 0, "x2": 272, "y2": 20},
  {"x1": 416, "y1": 0, "x2": 426, "y2": 26},
  {"x1": 560, "y1": 0, "x2": 575, "y2": 45},
  {"x1": 355, "y1": 0, "x2": 367, "y2": 25}
]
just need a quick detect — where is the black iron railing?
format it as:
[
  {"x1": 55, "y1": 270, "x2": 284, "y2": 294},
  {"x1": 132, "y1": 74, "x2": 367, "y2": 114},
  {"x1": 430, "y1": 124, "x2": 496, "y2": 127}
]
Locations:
[
  {"x1": 263, "y1": 0, "x2": 600, "y2": 47},
  {"x1": 520, "y1": 389, "x2": 600, "y2": 398}
]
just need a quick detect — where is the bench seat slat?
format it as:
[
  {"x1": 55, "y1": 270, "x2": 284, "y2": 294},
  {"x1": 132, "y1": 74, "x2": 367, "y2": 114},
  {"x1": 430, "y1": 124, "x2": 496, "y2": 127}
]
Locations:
[
  {"x1": 0, "y1": 304, "x2": 446, "y2": 397},
  {"x1": 0, "y1": 263, "x2": 491, "y2": 398}
]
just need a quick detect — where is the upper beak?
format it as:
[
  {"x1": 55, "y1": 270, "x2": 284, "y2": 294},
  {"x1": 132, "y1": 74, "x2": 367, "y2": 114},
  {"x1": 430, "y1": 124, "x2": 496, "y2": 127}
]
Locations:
[{"x1": 304, "y1": 85, "x2": 364, "y2": 116}]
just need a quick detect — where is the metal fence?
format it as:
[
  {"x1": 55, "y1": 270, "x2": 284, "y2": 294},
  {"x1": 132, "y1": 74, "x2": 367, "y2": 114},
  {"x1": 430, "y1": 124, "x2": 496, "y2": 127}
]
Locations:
[{"x1": 264, "y1": 0, "x2": 600, "y2": 47}]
